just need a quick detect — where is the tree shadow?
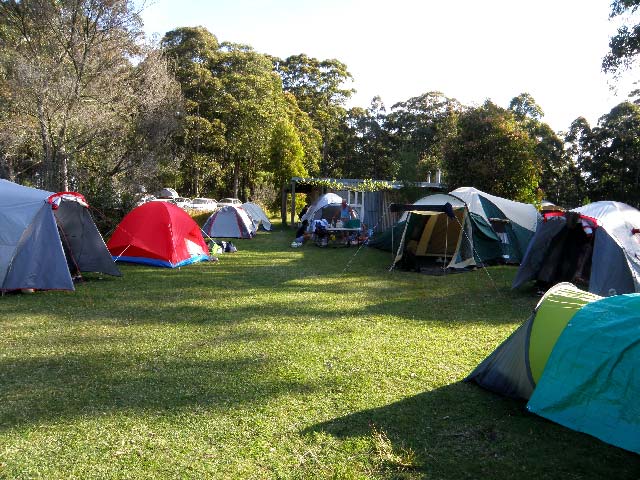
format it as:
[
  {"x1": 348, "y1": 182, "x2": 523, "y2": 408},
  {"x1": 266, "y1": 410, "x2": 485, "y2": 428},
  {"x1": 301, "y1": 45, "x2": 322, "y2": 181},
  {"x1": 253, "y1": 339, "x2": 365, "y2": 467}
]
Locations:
[
  {"x1": 0, "y1": 351, "x2": 329, "y2": 431},
  {"x1": 303, "y1": 382, "x2": 640, "y2": 479}
]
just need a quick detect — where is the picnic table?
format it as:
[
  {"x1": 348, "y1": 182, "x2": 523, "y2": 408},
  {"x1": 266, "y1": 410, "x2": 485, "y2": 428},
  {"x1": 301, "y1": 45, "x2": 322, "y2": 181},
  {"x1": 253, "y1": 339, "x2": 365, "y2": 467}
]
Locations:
[{"x1": 316, "y1": 226, "x2": 362, "y2": 247}]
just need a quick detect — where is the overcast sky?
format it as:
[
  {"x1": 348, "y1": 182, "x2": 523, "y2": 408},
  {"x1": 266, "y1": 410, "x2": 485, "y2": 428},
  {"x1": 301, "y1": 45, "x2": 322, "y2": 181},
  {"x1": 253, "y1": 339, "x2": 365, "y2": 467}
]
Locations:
[{"x1": 140, "y1": 0, "x2": 639, "y2": 133}]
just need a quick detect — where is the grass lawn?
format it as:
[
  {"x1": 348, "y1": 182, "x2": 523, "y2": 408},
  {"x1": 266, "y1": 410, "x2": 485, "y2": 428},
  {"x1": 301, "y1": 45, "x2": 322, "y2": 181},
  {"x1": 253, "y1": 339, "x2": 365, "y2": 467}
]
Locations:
[{"x1": 1, "y1": 224, "x2": 638, "y2": 479}]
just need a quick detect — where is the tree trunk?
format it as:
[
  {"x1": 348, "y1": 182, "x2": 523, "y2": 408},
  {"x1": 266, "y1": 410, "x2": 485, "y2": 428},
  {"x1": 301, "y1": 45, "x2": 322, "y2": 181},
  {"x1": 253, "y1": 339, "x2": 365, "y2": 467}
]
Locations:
[
  {"x1": 37, "y1": 98, "x2": 55, "y2": 190},
  {"x1": 60, "y1": 149, "x2": 69, "y2": 191},
  {"x1": 0, "y1": 154, "x2": 15, "y2": 181},
  {"x1": 280, "y1": 184, "x2": 287, "y2": 227},
  {"x1": 233, "y1": 157, "x2": 240, "y2": 197}
]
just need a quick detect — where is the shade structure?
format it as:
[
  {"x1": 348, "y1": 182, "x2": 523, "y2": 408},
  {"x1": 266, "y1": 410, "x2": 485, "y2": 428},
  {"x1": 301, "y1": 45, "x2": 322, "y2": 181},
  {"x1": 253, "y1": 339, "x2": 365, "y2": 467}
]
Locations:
[
  {"x1": 0, "y1": 179, "x2": 120, "y2": 291},
  {"x1": 107, "y1": 201, "x2": 209, "y2": 268}
]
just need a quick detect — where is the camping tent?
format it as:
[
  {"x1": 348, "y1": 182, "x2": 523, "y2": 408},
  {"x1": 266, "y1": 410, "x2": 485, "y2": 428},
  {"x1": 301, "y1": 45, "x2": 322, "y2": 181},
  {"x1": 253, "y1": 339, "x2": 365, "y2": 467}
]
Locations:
[
  {"x1": 370, "y1": 188, "x2": 538, "y2": 271},
  {"x1": 449, "y1": 187, "x2": 539, "y2": 264},
  {"x1": 382, "y1": 194, "x2": 476, "y2": 271},
  {"x1": 107, "y1": 201, "x2": 209, "y2": 267},
  {"x1": 157, "y1": 187, "x2": 178, "y2": 198},
  {"x1": 202, "y1": 205, "x2": 256, "y2": 239},
  {"x1": 466, "y1": 282, "x2": 640, "y2": 454},
  {"x1": 512, "y1": 201, "x2": 640, "y2": 296},
  {"x1": 242, "y1": 202, "x2": 271, "y2": 231},
  {"x1": 0, "y1": 179, "x2": 120, "y2": 291},
  {"x1": 300, "y1": 193, "x2": 344, "y2": 226}
]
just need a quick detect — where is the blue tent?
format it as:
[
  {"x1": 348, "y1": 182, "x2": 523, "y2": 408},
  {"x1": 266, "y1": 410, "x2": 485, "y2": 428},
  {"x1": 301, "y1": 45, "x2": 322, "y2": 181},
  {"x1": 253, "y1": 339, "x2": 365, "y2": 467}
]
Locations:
[{"x1": 0, "y1": 179, "x2": 120, "y2": 291}]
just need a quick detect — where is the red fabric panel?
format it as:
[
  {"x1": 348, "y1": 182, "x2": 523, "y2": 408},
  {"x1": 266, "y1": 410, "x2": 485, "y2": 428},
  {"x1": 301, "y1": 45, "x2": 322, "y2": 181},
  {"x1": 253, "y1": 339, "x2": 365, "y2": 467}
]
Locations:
[{"x1": 107, "y1": 202, "x2": 207, "y2": 264}]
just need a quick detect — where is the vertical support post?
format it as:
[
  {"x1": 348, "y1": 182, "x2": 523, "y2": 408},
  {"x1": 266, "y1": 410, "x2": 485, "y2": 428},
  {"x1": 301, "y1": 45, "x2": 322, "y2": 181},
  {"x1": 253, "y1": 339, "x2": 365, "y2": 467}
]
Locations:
[
  {"x1": 281, "y1": 184, "x2": 287, "y2": 227},
  {"x1": 290, "y1": 180, "x2": 296, "y2": 227}
]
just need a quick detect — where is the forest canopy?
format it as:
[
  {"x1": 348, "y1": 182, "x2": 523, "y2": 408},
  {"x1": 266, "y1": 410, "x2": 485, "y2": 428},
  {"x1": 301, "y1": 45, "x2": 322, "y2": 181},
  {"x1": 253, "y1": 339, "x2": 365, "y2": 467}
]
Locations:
[{"x1": 1, "y1": 0, "x2": 640, "y2": 225}]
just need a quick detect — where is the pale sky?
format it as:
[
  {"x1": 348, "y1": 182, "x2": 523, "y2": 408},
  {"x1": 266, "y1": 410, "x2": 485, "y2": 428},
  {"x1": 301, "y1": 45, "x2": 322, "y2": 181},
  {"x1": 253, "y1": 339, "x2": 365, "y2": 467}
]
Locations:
[{"x1": 140, "y1": 0, "x2": 639, "y2": 133}]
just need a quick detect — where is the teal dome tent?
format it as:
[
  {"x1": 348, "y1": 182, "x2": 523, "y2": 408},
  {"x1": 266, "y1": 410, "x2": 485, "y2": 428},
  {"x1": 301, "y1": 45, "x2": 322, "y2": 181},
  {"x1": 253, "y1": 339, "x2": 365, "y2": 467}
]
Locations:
[{"x1": 467, "y1": 282, "x2": 640, "y2": 454}]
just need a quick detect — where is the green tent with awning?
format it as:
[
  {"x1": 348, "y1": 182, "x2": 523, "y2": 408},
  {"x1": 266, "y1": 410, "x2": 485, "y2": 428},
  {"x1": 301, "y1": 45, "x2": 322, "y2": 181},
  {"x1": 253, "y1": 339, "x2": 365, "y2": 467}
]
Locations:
[{"x1": 370, "y1": 188, "x2": 539, "y2": 271}]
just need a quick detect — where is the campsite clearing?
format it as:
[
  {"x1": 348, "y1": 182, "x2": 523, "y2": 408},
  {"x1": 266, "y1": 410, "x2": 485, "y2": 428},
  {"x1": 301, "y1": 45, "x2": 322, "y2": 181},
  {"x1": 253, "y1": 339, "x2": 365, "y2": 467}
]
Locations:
[{"x1": 0, "y1": 225, "x2": 638, "y2": 479}]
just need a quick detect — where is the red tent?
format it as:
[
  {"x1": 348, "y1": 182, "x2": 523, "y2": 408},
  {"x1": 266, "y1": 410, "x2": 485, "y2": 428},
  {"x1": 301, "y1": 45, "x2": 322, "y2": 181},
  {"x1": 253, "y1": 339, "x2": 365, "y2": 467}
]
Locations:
[{"x1": 107, "y1": 202, "x2": 209, "y2": 268}]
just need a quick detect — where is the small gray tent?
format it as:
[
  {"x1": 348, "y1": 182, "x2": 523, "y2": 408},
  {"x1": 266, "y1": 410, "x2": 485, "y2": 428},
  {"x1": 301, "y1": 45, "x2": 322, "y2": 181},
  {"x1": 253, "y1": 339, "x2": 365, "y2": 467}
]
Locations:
[
  {"x1": 0, "y1": 179, "x2": 120, "y2": 291},
  {"x1": 202, "y1": 205, "x2": 256, "y2": 239}
]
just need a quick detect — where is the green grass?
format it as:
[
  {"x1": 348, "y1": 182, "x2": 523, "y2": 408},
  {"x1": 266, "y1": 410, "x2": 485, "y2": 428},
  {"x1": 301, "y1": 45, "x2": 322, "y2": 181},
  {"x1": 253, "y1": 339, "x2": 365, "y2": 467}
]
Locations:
[{"x1": 1, "y1": 225, "x2": 638, "y2": 479}]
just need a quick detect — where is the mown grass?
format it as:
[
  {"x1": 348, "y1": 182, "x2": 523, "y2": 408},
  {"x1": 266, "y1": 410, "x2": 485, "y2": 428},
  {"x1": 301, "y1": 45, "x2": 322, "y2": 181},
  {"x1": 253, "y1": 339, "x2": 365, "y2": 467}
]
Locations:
[{"x1": 1, "y1": 224, "x2": 638, "y2": 479}]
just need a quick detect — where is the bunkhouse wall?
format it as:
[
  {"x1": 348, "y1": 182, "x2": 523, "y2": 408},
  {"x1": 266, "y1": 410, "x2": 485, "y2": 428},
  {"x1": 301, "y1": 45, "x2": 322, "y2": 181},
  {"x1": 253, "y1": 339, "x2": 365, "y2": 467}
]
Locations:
[{"x1": 283, "y1": 177, "x2": 444, "y2": 228}]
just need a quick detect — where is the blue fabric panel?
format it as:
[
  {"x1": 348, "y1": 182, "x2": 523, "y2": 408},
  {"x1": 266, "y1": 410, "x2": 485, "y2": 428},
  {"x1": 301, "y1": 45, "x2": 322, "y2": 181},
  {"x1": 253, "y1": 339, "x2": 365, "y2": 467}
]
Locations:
[
  {"x1": 114, "y1": 254, "x2": 209, "y2": 268},
  {"x1": 174, "y1": 254, "x2": 209, "y2": 268},
  {"x1": 3, "y1": 205, "x2": 74, "y2": 290},
  {"x1": 589, "y1": 230, "x2": 635, "y2": 296},
  {"x1": 527, "y1": 294, "x2": 640, "y2": 454}
]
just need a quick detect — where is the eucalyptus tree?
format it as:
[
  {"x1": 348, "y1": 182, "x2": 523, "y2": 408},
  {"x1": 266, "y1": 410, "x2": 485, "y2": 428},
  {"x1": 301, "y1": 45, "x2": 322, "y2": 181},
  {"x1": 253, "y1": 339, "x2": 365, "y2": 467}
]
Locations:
[
  {"x1": 560, "y1": 117, "x2": 592, "y2": 207},
  {"x1": 603, "y1": 0, "x2": 640, "y2": 74},
  {"x1": 386, "y1": 91, "x2": 462, "y2": 182},
  {"x1": 443, "y1": 100, "x2": 540, "y2": 203},
  {"x1": 161, "y1": 27, "x2": 226, "y2": 196},
  {"x1": 0, "y1": 0, "x2": 177, "y2": 195},
  {"x1": 163, "y1": 28, "x2": 321, "y2": 201},
  {"x1": 585, "y1": 102, "x2": 640, "y2": 207},
  {"x1": 269, "y1": 118, "x2": 306, "y2": 200},
  {"x1": 330, "y1": 97, "x2": 395, "y2": 180},
  {"x1": 274, "y1": 54, "x2": 354, "y2": 174},
  {"x1": 508, "y1": 93, "x2": 566, "y2": 204},
  {"x1": 282, "y1": 92, "x2": 321, "y2": 177}
]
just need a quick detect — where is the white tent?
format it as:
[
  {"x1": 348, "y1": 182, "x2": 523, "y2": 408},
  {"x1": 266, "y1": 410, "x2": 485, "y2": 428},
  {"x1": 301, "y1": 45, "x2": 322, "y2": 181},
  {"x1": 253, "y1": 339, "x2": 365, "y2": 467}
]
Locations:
[
  {"x1": 301, "y1": 193, "x2": 344, "y2": 228},
  {"x1": 242, "y1": 202, "x2": 272, "y2": 231},
  {"x1": 451, "y1": 187, "x2": 539, "y2": 234}
]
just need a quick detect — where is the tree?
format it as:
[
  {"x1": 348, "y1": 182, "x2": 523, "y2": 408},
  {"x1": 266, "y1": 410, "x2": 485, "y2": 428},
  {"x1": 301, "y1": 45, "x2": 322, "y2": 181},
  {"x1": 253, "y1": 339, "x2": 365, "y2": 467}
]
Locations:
[
  {"x1": 509, "y1": 92, "x2": 544, "y2": 120},
  {"x1": 163, "y1": 29, "x2": 288, "y2": 199},
  {"x1": 508, "y1": 93, "x2": 566, "y2": 204},
  {"x1": 282, "y1": 92, "x2": 321, "y2": 177},
  {"x1": 269, "y1": 119, "x2": 306, "y2": 192},
  {"x1": 0, "y1": 0, "x2": 149, "y2": 191},
  {"x1": 213, "y1": 42, "x2": 287, "y2": 199},
  {"x1": 330, "y1": 97, "x2": 395, "y2": 179},
  {"x1": 443, "y1": 101, "x2": 540, "y2": 202},
  {"x1": 603, "y1": 0, "x2": 640, "y2": 74},
  {"x1": 386, "y1": 92, "x2": 462, "y2": 182},
  {"x1": 162, "y1": 27, "x2": 226, "y2": 196},
  {"x1": 584, "y1": 102, "x2": 640, "y2": 206},
  {"x1": 274, "y1": 54, "x2": 354, "y2": 174},
  {"x1": 561, "y1": 117, "x2": 592, "y2": 207}
]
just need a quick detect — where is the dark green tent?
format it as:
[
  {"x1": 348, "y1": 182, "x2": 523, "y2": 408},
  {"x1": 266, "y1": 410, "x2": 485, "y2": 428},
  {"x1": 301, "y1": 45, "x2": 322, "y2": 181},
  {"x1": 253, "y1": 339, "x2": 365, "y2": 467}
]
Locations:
[{"x1": 370, "y1": 189, "x2": 539, "y2": 271}]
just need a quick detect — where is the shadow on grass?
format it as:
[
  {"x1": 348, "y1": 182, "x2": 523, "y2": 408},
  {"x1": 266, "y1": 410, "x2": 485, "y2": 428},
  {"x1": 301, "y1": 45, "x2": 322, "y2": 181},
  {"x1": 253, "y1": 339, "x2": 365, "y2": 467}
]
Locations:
[
  {"x1": 0, "y1": 351, "x2": 327, "y2": 431},
  {"x1": 0, "y1": 245, "x2": 537, "y2": 330},
  {"x1": 303, "y1": 382, "x2": 640, "y2": 479}
]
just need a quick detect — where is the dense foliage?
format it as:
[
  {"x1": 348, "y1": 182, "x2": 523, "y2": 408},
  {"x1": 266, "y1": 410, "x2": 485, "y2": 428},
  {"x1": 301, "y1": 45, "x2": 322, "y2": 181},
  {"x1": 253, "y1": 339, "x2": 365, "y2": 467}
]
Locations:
[{"x1": 2, "y1": 1, "x2": 640, "y2": 220}]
